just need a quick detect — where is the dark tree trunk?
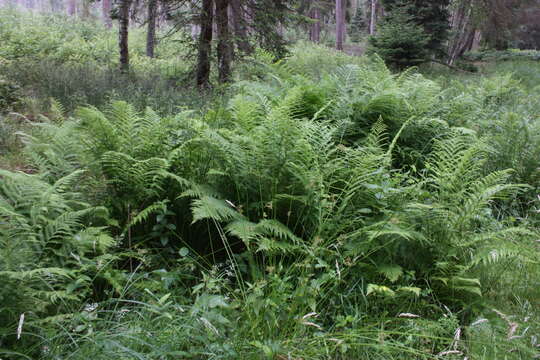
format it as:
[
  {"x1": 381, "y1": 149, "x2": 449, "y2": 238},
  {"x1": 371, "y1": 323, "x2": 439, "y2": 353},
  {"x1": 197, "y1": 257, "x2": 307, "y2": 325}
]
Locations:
[
  {"x1": 336, "y1": 0, "x2": 344, "y2": 50},
  {"x1": 196, "y1": 0, "x2": 213, "y2": 87},
  {"x1": 215, "y1": 0, "x2": 232, "y2": 83},
  {"x1": 102, "y1": 0, "x2": 111, "y2": 28},
  {"x1": 119, "y1": 0, "x2": 130, "y2": 72},
  {"x1": 230, "y1": 0, "x2": 252, "y2": 54},
  {"x1": 146, "y1": 0, "x2": 157, "y2": 57},
  {"x1": 340, "y1": 0, "x2": 347, "y2": 42}
]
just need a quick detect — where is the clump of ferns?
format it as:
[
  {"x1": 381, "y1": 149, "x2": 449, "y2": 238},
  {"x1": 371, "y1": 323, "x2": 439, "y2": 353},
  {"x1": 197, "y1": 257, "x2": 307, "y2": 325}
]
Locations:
[
  {"x1": 0, "y1": 169, "x2": 116, "y2": 347},
  {"x1": 396, "y1": 131, "x2": 538, "y2": 308}
]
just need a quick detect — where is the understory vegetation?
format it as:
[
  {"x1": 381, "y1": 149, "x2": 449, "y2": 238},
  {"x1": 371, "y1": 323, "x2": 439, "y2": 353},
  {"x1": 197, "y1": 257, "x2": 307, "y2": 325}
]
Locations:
[{"x1": 1, "y1": 9, "x2": 539, "y2": 360}]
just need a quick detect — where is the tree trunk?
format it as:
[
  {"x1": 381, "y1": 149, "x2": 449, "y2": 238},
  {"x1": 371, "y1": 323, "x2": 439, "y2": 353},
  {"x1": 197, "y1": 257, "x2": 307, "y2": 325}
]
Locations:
[
  {"x1": 309, "y1": 6, "x2": 321, "y2": 43},
  {"x1": 67, "y1": 0, "x2": 76, "y2": 15},
  {"x1": 336, "y1": 0, "x2": 344, "y2": 50},
  {"x1": 471, "y1": 29, "x2": 482, "y2": 51},
  {"x1": 369, "y1": 0, "x2": 377, "y2": 35},
  {"x1": 448, "y1": 0, "x2": 473, "y2": 65},
  {"x1": 196, "y1": 0, "x2": 213, "y2": 87},
  {"x1": 230, "y1": 0, "x2": 252, "y2": 53},
  {"x1": 102, "y1": 0, "x2": 111, "y2": 28},
  {"x1": 215, "y1": 0, "x2": 231, "y2": 83},
  {"x1": 340, "y1": 0, "x2": 346, "y2": 42},
  {"x1": 119, "y1": 0, "x2": 130, "y2": 72},
  {"x1": 146, "y1": 0, "x2": 157, "y2": 57}
]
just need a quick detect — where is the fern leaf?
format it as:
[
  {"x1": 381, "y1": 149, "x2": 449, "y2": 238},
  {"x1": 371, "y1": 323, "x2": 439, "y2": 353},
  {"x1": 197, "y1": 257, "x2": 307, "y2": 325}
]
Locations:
[{"x1": 191, "y1": 196, "x2": 242, "y2": 224}]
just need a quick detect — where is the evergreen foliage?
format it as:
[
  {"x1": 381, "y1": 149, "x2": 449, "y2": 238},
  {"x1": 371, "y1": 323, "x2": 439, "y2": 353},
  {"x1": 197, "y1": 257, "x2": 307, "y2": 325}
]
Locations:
[
  {"x1": 349, "y1": 5, "x2": 367, "y2": 42},
  {"x1": 381, "y1": 0, "x2": 450, "y2": 56},
  {"x1": 367, "y1": 9, "x2": 430, "y2": 69}
]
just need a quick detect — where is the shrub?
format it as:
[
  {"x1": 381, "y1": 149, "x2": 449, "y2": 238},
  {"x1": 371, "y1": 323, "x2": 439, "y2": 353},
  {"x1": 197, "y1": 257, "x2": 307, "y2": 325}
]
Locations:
[
  {"x1": 368, "y1": 9, "x2": 430, "y2": 70},
  {"x1": 0, "y1": 76, "x2": 23, "y2": 112}
]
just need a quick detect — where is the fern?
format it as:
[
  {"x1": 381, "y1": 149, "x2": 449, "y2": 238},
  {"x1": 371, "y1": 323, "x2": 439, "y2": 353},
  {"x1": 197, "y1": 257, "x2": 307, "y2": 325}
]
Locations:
[
  {"x1": 0, "y1": 168, "x2": 117, "y2": 342},
  {"x1": 191, "y1": 196, "x2": 242, "y2": 223}
]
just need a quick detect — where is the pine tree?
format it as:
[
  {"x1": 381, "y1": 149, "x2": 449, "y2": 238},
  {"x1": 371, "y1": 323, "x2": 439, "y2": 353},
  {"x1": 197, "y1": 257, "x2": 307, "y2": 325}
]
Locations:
[
  {"x1": 350, "y1": 5, "x2": 367, "y2": 42},
  {"x1": 381, "y1": 0, "x2": 450, "y2": 56},
  {"x1": 368, "y1": 6, "x2": 430, "y2": 69}
]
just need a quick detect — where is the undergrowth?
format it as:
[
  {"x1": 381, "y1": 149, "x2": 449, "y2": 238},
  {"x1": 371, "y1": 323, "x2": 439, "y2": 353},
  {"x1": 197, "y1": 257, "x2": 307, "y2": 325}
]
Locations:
[{"x1": 0, "y1": 17, "x2": 539, "y2": 360}]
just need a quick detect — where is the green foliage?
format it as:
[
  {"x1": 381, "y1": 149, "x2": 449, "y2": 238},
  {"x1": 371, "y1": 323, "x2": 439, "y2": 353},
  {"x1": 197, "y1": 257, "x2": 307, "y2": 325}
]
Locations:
[
  {"x1": 350, "y1": 5, "x2": 367, "y2": 43},
  {"x1": 0, "y1": 28, "x2": 538, "y2": 360},
  {"x1": 368, "y1": 9, "x2": 430, "y2": 69},
  {"x1": 0, "y1": 9, "x2": 200, "y2": 114},
  {"x1": 465, "y1": 49, "x2": 540, "y2": 62},
  {"x1": 381, "y1": 0, "x2": 450, "y2": 55},
  {"x1": 0, "y1": 169, "x2": 118, "y2": 353},
  {"x1": 0, "y1": 76, "x2": 23, "y2": 112}
]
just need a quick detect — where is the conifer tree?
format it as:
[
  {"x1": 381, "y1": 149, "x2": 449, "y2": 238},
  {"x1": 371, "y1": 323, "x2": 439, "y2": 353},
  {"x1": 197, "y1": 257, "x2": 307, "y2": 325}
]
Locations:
[
  {"x1": 381, "y1": 0, "x2": 450, "y2": 56},
  {"x1": 350, "y1": 4, "x2": 366, "y2": 42}
]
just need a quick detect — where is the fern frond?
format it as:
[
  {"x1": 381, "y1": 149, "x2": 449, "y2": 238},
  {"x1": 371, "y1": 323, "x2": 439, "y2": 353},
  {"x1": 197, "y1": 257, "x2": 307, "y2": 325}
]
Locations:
[
  {"x1": 225, "y1": 219, "x2": 258, "y2": 245},
  {"x1": 255, "y1": 219, "x2": 302, "y2": 244},
  {"x1": 191, "y1": 196, "x2": 242, "y2": 224},
  {"x1": 255, "y1": 237, "x2": 303, "y2": 255},
  {"x1": 125, "y1": 201, "x2": 169, "y2": 231}
]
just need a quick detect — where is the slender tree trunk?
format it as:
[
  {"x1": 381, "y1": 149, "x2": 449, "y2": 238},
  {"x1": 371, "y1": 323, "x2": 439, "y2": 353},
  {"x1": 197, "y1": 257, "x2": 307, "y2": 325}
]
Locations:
[
  {"x1": 119, "y1": 0, "x2": 130, "y2": 72},
  {"x1": 340, "y1": 0, "x2": 346, "y2": 42},
  {"x1": 336, "y1": 0, "x2": 344, "y2": 50},
  {"x1": 102, "y1": 0, "x2": 111, "y2": 28},
  {"x1": 146, "y1": 0, "x2": 157, "y2": 57},
  {"x1": 369, "y1": 0, "x2": 377, "y2": 35},
  {"x1": 215, "y1": 0, "x2": 231, "y2": 83},
  {"x1": 67, "y1": 0, "x2": 76, "y2": 15},
  {"x1": 309, "y1": 6, "x2": 321, "y2": 43},
  {"x1": 196, "y1": 0, "x2": 213, "y2": 87},
  {"x1": 230, "y1": 0, "x2": 252, "y2": 53},
  {"x1": 471, "y1": 29, "x2": 482, "y2": 51},
  {"x1": 313, "y1": 7, "x2": 321, "y2": 42}
]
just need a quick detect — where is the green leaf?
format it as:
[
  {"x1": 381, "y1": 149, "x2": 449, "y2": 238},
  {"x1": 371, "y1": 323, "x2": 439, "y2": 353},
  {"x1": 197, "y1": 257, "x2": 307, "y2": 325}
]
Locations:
[
  {"x1": 366, "y1": 284, "x2": 396, "y2": 297},
  {"x1": 179, "y1": 247, "x2": 189, "y2": 257},
  {"x1": 397, "y1": 286, "x2": 421, "y2": 297},
  {"x1": 158, "y1": 293, "x2": 171, "y2": 305},
  {"x1": 377, "y1": 264, "x2": 403, "y2": 283},
  {"x1": 191, "y1": 196, "x2": 242, "y2": 223}
]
